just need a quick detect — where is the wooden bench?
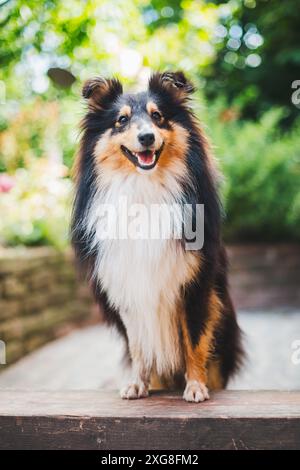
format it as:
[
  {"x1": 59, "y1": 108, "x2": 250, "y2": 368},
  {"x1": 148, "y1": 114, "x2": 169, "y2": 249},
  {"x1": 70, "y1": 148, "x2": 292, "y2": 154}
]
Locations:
[{"x1": 0, "y1": 390, "x2": 299, "y2": 450}]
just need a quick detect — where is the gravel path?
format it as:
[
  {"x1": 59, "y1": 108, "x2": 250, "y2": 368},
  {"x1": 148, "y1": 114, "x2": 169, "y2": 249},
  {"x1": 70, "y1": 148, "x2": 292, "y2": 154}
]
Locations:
[{"x1": 0, "y1": 311, "x2": 299, "y2": 390}]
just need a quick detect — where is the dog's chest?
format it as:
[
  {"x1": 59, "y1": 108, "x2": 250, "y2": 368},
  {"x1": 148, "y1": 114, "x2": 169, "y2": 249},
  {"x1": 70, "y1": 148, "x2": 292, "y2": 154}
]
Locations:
[{"x1": 89, "y1": 174, "x2": 197, "y2": 374}]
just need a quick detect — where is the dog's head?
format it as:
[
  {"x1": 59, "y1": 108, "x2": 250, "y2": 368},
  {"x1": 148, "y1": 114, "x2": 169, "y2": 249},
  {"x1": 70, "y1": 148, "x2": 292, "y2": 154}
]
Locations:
[{"x1": 81, "y1": 71, "x2": 196, "y2": 175}]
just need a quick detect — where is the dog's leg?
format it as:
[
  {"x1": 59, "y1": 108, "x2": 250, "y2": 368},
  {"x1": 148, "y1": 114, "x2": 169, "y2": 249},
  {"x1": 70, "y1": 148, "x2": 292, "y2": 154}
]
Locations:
[
  {"x1": 120, "y1": 357, "x2": 150, "y2": 399},
  {"x1": 181, "y1": 290, "x2": 222, "y2": 402},
  {"x1": 181, "y1": 337, "x2": 210, "y2": 403},
  {"x1": 120, "y1": 322, "x2": 151, "y2": 399}
]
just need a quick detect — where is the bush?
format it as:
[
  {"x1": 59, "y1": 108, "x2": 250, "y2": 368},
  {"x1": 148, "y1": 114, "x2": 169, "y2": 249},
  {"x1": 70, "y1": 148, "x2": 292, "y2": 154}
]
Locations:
[
  {"x1": 0, "y1": 98, "x2": 78, "y2": 172},
  {"x1": 205, "y1": 104, "x2": 300, "y2": 242},
  {"x1": 0, "y1": 159, "x2": 71, "y2": 248}
]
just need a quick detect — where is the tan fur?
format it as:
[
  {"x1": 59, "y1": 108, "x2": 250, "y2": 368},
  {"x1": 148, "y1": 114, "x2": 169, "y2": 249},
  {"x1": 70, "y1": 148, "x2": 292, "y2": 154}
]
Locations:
[
  {"x1": 94, "y1": 127, "x2": 138, "y2": 174},
  {"x1": 181, "y1": 289, "x2": 222, "y2": 385},
  {"x1": 146, "y1": 101, "x2": 159, "y2": 115},
  {"x1": 146, "y1": 101, "x2": 164, "y2": 125},
  {"x1": 158, "y1": 124, "x2": 189, "y2": 173},
  {"x1": 150, "y1": 371, "x2": 165, "y2": 390},
  {"x1": 71, "y1": 148, "x2": 82, "y2": 184},
  {"x1": 207, "y1": 360, "x2": 224, "y2": 390},
  {"x1": 93, "y1": 120, "x2": 190, "y2": 185},
  {"x1": 115, "y1": 105, "x2": 132, "y2": 127}
]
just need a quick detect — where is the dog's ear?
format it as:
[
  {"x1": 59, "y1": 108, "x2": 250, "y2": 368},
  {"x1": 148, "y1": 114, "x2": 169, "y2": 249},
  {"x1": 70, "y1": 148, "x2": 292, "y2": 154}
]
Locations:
[
  {"x1": 82, "y1": 77, "x2": 123, "y2": 110},
  {"x1": 148, "y1": 71, "x2": 195, "y2": 101}
]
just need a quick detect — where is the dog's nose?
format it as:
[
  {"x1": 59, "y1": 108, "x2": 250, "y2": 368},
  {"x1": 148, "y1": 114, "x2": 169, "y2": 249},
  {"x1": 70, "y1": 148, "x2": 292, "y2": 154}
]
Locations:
[{"x1": 138, "y1": 132, "x2": 155, "y2": 147}]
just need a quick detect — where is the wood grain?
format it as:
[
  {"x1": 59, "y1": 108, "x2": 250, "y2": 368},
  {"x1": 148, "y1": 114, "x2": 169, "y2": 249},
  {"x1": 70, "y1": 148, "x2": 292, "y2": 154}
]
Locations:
[{"x1": 0, "y1": 390, "x2": 299, "y2": 449}]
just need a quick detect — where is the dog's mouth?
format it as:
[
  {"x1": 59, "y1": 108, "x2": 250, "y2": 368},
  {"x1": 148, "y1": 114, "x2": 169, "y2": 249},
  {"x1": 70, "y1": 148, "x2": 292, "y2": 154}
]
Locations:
[{"x1": 121, "y1": 143, "x2": 164, "y2": 170}]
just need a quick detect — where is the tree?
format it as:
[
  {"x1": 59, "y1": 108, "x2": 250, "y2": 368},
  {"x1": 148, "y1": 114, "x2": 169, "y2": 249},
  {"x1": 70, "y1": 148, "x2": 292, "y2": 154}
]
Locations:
[{"x1": 204, "y1": 0, "x2": 300, "y2": 123}]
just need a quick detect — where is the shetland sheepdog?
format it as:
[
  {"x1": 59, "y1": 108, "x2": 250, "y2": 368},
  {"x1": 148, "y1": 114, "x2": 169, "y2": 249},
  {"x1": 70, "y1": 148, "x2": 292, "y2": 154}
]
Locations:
[{"x1": 71, "y1": 71, "x2": 243, "y2": 402}]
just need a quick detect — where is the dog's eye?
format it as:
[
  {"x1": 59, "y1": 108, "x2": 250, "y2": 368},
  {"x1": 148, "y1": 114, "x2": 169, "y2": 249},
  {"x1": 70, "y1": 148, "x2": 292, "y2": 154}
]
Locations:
[
  {"x1": 117, "y1": 115, "x2": 129, "y2": 125},
  {"x1": 151, "y1": 111, "x2": 162, "y2": 122}
]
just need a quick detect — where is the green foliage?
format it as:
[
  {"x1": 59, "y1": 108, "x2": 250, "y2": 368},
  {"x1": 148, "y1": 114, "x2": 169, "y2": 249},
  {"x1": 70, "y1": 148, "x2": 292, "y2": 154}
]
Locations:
[
  {"x1": 205, "y1": 104, "x2": 300, "y2": 241},
  {"x1": 206, "y1": 0, "x2": 300, "y2": 123},
  {"x1": 0, "y1": 159, "x2": 71, "y2": 248},
  {"x1": 0, "y1": 97, "x2": 79, "y2": 172},
  {"x1": 1, "y1": 0, "x2": 299, "y2": 121}
]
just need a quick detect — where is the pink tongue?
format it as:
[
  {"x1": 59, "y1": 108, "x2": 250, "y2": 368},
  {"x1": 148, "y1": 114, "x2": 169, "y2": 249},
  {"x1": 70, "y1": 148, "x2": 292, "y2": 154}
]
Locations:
[{"x1": 138, "y1": 152, "x2": 153, "y2": 163}]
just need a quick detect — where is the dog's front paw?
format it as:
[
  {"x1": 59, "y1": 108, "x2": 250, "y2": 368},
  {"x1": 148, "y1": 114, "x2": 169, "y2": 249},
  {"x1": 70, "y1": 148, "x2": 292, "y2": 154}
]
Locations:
[
  {"x1": 183, "y1": 380, "x2": 210, "y2": 403},
  {"x1": 120, "y1": 382, "x2": 149, "y2": 400}
]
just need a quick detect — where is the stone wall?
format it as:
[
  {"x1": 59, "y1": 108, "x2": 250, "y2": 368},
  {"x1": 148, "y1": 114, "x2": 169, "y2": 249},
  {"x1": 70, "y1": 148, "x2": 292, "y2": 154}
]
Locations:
[
  {"x1": 228, "y1": 244, "x2": 300, "y2": 310},
  {"x1": 0, "y1": 247, "x2": 94, "y2": 365}
]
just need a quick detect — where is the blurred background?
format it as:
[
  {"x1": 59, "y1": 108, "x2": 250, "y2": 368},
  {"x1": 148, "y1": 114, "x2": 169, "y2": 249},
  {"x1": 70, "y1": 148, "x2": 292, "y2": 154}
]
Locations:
[{"x1": 0, "y1": 0, "x2": 299, "y2": 390}]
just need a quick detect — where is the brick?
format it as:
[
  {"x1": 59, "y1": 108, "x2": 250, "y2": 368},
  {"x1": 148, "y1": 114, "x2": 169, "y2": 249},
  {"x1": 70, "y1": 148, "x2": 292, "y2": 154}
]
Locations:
[
  {"x1": 0, "y1": 299, "x2": 22, "y2": 320},
  {"x1": 3, "y1": 277, "x2": 27, "y2": 298}
]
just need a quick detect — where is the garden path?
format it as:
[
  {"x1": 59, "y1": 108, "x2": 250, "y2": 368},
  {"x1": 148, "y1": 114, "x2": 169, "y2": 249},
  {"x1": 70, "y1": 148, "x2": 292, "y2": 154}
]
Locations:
[{"x1": 0, "y1": 310, "x2": 299, "y2": 390}]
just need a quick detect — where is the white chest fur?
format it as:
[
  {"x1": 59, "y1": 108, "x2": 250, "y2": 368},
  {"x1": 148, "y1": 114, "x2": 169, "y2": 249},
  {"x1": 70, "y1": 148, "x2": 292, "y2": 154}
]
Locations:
[{"x1": 85, "y1": 171, "x2": 197, "y2": 376}]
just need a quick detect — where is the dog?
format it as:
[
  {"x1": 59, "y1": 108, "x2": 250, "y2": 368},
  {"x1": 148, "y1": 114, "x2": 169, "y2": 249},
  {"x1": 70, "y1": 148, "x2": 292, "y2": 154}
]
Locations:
[{"x1": 71, "y1": 71, "x2": 243, "y2": 402}]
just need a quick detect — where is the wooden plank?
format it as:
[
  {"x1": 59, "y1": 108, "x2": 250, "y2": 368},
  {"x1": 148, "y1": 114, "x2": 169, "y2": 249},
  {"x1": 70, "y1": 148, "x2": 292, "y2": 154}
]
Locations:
[{"x1": 0, "y1": 390, "x2": 299, "y2": 450}]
